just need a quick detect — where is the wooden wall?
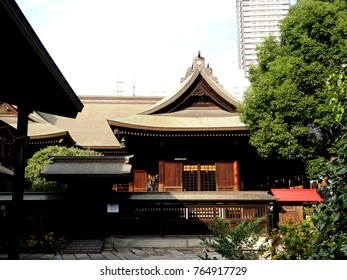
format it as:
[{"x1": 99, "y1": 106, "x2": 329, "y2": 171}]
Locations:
[
  {"x1": 277, "y1": 205, "x2": 304, "y2": 225},
  {"x1": 157, "y1": 161, "x2": 239, "y2": 192}
]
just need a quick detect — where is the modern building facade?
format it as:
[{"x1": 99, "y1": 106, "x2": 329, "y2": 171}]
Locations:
[{"x1": 236, "y1": 0, "x2": 291, "y2": 76}]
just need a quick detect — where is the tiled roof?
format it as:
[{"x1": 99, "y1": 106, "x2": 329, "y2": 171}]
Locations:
[
  {"x1": 0, "y1": 109, "x2": 71, "y2": 140},
  {"x1": 41, "y1": 156, "x2": 132, "y2": 180},
  {"x1": 108, "y1": 114, "x2": 247, "y2": 132},
  {"x1": 38, "y1": 97, "x2": 158, "y2": 149},
  {"x1": 2, "y1": 52, "x2": 248, "y2": 148}
]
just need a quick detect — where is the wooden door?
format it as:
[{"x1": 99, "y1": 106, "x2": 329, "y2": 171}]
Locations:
[
  {"x1": 133, "y1": 170, "x2": 147, "y2": 192},
  {"x1": 158, "y1": 161, "x2": 182, "y2": 192},
  {"x1": 216, "y1": 161, "x2": 239, "y2": 191}
]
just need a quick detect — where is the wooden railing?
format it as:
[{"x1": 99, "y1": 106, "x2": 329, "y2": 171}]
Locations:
[{"x1": 132, "y1": 204, "x2": 269, "y2": 226}]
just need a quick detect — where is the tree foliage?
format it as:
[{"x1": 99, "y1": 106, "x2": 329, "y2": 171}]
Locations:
[
  {"x1": 268, "y1": 140, "x2": 347, "y2": 259},
  {"x1": 308, "y1": 69, "x2": 347, "y2": 259},
  {"x1": 265, "y1": 218, "x2": 317, "y2": 260},
  {"x1": 267, "y1": 70, "x2": 347, "y2": 260},
  {"x1": 309, "y1": 160, "x2": 347, "y2": 259},
  {"x1": 239, "y1": 0, "x2": 347, "y2": 170},
  {"x1": 25, "y1": 145, "x2": 102, "y2": 192},
  {"x1": 327, "y1": 70, "x2": 347, "y2": 126},
  {"x1": 239, "y1": 0, "x2": 347, "y2": 259}
]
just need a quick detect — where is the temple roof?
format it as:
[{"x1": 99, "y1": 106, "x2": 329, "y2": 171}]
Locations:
[
  {"x1": 108, "y1": 114, "x2": 246, "y2": 132},
  {"x1": 108, "y1": 53, "x2": 247, "y2": 134},
  {"x1": 19, "y1": 54, "x2": 248, "y2": 149},
  {"x1": 38, "y1": 96, "x2": 160, "y2": 149},
  {"x1": 0, "y1": 103, "x2": 73, "y2": 142}
]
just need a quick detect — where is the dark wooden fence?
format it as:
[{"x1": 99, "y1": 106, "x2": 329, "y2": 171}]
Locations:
[
  {"x1": 107, "y1": 202, "x2": 270, "y2": 235},
  {"x1": 0, "y1": 193, "x2": 272, "y2": 239}
]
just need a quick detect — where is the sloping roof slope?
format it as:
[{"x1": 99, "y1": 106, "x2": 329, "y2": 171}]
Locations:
[
  {"x1": 0, "y1": 163, "x2": 14, "y2": 176},
  {"x1": 108, "y1": 191, "x2": 277, "y2": 202},
  {"x1": 270, "y1": 189, "x2": 323, "y2": 203},
  {"x1": 41, "y1": 155, "x2": 132, "y2": 180},
  {"x1": 38, "y1": 96, "x2": 160, "y2": 149},
  {"x1": 0, "y1": 0, "x2": 82, "y2": 118},
  {"x1": 0, "y1": 103, "x2": 72, "y2": 141}
]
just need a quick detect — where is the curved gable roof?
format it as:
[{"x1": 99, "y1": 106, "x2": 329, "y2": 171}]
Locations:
[
  {"x1": 108, "y1": 54, "x2": 247, "y2": 133},
  {"x1": 141, "y1": 70, "x2": 240, "y2": 115}
]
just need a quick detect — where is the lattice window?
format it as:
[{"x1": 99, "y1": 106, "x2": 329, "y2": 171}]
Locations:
[
  {"x1": 200, "y1": 165, "x2": 216, "y2": 191},
  {"x1": 183, "y1": 165, "x2": 198, "y2": 191},
  {"x1": 183, "y1": 164, "x2": 216, "y2": 191}
]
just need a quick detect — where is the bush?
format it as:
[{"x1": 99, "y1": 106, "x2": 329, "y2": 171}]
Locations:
[
  {"x1": 200, "y1": 217, "x2": 266, "y2": 260},
  {"x1": 265, "y1": 217, "x2": 317, "y2": 260},
  {"x1": 24, "y1": 232, "x2": 57, "y2": 254}
]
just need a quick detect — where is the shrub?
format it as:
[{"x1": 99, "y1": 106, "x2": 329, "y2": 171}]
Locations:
[
  {"x1": 265, "y1": 217, "x2": 317, "y2": 260},
  {"x1": 24, "y1": 232, "x2": 57, "y2": 254},
  {"x1": 200, "y1": 217, "x2": 266, "y2": 260}
]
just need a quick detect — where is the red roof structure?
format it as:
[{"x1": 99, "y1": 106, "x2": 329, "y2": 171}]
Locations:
[{"x1": 270, "y1": 189, "x2": 323, "y2": 203}]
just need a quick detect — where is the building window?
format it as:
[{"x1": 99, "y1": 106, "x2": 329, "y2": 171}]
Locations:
[
  {"x1": 183, "y1": 165, "x2": 198, "y2": 191},
  {"x1": 183, "y1": 164, "x2": 216, "y2": 191},
  {"x1": 200, "y1": 165, "x2": 216, "y2": 191}
]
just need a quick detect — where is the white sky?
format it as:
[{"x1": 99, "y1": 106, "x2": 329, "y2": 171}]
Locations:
[{"x1": 17, "y1": 0, "x2": 249, "y2": 97}]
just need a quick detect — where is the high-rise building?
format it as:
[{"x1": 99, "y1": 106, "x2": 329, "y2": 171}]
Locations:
[{"x1": 236, "y1": 0, "x2": 291, "y2": 76}]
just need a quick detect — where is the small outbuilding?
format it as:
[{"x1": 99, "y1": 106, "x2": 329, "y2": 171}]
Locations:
[
  {"x1": 270, "y1": 188, "x2": 323, "y2": 225},
  {"x1": 41, "y1": 155, "x2": 133, "y2": 237}
]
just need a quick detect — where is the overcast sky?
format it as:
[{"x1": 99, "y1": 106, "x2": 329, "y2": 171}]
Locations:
[{"x1": 17, "y1": 0, "x2": 249, "y2": 97}]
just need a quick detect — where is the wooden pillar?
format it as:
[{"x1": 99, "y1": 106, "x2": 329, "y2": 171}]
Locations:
[
  {"x1": 233, "y1": 161, "x2": 240, "y2": 191},
  {"x1": 158, "y1": 161, "x2": 164, "y2": 192},
  {"x1": 8, "y1": 106, "x2": 30, "y2": 260}
]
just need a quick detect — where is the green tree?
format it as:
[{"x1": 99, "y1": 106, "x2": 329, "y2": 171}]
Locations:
[
  {"x1": 267, "y1": 70, "x2": 347, "y2": 260},
  {"x1": 239, "y1": 0, "x2": 347, "y2": 174},
  {"x1": 309, "y1": 155, "x2": 347, "y2": 259},
  {"x1": 25, "y1": 145, "x2": 102, "y2": 192},
  {"x1": 308, "y1": 69, "x2": 347, "y2": 259},
  {"x1": 240, "y1": 0, "x2": 347, "y2": 259}
]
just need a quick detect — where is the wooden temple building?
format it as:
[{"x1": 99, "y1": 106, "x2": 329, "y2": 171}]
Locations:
[
  {"x1": 107, "y1": 53, "x2": 260, "y2": 193},
  {"x1": 0, "y1": 0, "x2": 314, "y2": 240},
  {"x1": 38, "y1": 53, "x2": 278, "y2": 235}
]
